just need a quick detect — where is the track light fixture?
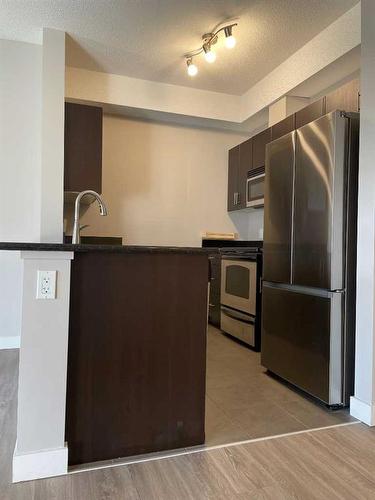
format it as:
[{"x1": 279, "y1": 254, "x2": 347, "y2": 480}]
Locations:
[{"x1": 185, "y1": 22, "x2": 238, "y2": 77}]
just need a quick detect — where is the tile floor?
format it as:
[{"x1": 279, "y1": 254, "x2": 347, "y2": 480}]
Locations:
[{"x1": 205, "y1": 325, "x2": 355, "y2": 446}]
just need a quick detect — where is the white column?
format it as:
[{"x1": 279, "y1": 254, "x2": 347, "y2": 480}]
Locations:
[
  {"x1": 0, "y1": 40, "x2": 42, "y2": 349},
  {"x1": 40, "y1": 29, "x2": 65, "y2": 243},
  {"x1": 350, "y1": 0, "x2": 375, "y2": 425},
  {"x1": 13, "y1": 251, "x2": 73, "y2": 482}
]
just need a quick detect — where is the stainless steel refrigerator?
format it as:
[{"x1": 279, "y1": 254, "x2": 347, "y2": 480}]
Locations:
[{"x1": 261, "y1": 110, "x2": 359, "y2": 407}]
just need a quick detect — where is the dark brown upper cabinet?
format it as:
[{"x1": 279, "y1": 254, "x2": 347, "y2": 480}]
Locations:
[
  {"x1": 64, "y1": 102, "x2": 103, "y2": 193},
  {"x1": 228, "y1": 146, "x2": 240, "y2": 211},
  {"x1": 238, "y1": 138, "x2": 252, "y2": 209},
  {"x1": 228, "y1": 140, "x2": 254, "y2": 211},
  {"x1": 295, "y1": 97, "x2": 326, "y2": 129},
  {"x1": 252, "y1": 128, "x2": 272, "y2": 171},
  {"x1": 271, "y1": 114, "x2": 295, "y2": 141},
  {"x1": 226, "y1": 78, "x2": 360, "y2": 213},
  {"x1": 227, "y1": 129, "x2": 271, "y2": 213},
  {"x1": 325, "y1": 79, "x2": 360, "y2": 114}
]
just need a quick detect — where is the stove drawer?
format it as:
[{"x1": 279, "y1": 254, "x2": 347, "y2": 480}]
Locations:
[{"x1": 221, "y1": 307, "x2": 255, "y2": 346}]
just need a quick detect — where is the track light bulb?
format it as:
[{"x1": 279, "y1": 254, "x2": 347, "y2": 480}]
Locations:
[
  {"x1": 224, "y1": 26, "x2": 236, "y2": 49},
  {"x1": 186, "y1": 58, "x2": 198, "y2": 76},
  {"x1": 225, "y1": 35, "x2": 236, "y2": 49},
  {"x1": 203, "y1": 44, "x2": 216, "y2": 63}
]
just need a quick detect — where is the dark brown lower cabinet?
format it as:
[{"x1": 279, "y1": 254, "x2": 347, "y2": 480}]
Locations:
[
  {"x1": 65, "y1": 251, "x2": 209, "y2": 466},
  {"x1": 208, "y1": 254, "x2": 221, "y2": 328}
]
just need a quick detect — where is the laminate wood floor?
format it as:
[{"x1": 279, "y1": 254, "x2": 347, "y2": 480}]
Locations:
[
  {"x1": 205, "y1": 325, "x2": 355, "y2": 445},
  {"x1": 3, "y1": 344, "x2": 374, "y2": 499}
]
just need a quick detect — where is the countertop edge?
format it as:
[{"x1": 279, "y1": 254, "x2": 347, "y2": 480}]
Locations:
[{"x1": 0, "y1": 242, "x2": 218, "y2": 255}]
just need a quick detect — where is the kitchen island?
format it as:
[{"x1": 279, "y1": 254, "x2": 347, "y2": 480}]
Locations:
[{"x1": 2, "y1": 243, "x2": 212, "y2": 480}]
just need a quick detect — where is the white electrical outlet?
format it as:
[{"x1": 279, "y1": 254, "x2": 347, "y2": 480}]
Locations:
[{"x1": 36, "y1": 270, "x2": 57, "y2": 299}]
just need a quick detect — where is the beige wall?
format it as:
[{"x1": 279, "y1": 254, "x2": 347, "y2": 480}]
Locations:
[{"x1": 80, "y1": 115, "x2": 264, "y2": 246}]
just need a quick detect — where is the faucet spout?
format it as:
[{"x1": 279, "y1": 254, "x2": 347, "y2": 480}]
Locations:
[{"x1": 72, "y1": 190, "x2": 108, "y2": 244}]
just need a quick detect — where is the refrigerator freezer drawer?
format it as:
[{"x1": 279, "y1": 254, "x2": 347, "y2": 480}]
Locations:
[{"x1": 261, "y1": 283, "x2": 344, "y2": 405}]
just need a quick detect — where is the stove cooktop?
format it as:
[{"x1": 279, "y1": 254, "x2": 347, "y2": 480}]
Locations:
[{"x1": 220, "y1": 246, "x2": 262, "y2": 257}]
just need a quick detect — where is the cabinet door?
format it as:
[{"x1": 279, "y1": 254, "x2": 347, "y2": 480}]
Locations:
[
  {"x1": 295, "y1": 97, "x2": 325, "y2": 129},
  {"x1": 271, "y1": 114, "x2": 295, "y2": 141},
  {"x1": 208, "y1": 254, "x2": 221, "y2": 328},
  {"x1": 64, "y1": 103, "x2": 103, "y2": 193},
  {"x1": 325, "y1": 79, "x2": 360, "y2": 113},
  {"x1": 227, "y1": 146, "x2": 240, "y2": 211},
  {"x1": 252, "y1": 128, "x2": 271, "y2": 171},
  {"x1": 238, "y1": 138, "x2": 252, "y2": 209}
]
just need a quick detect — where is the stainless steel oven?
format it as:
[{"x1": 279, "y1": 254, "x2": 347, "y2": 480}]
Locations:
[
  {"x1": 221, "y1": 259, "x2": 257, "y2": 315},
  {"x1": 220, "y1": 249, "x2": 261, "y2": 348},
  {"x1": 246, "y1": 166, "x2": 265, "y2": 208}
]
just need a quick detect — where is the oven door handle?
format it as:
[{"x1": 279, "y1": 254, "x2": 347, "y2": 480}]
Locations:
[{"x1": 221, "y1": 306, "x2": 255, "y2": 325}]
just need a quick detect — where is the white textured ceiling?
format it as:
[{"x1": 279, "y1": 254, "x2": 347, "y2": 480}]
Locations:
[{"x1": 0, "y1": 0, "x2": 358, "y2": 95}]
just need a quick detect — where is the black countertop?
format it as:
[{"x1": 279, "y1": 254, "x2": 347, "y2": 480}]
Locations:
[{"x1": 0, "y1": 242, "x2": 216, "y2": 255}]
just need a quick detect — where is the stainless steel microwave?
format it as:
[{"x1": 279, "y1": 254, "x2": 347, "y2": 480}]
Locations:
[{"x1": 246, "y1": 166, "x2": 265, "y2": 208}]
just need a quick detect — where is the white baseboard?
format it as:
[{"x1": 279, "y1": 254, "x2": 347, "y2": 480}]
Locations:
[
  {"x1": 13, "y1": 445, "x2": 68, "y2": 482},
  {"x1": 0, "y1": 336, "x2": 20, "y2": 350},
  {"x1": 350, "y1": 396, "x2": 375, "y2": 426}
]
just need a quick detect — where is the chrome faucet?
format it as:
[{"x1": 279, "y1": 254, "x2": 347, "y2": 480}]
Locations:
[{"x1": 72, "y1": 190, "x2": 108, "y2": 244}]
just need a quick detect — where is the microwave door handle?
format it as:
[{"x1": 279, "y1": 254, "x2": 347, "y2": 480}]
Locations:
[{"x1": 248, "y1": 173, "x2": 265, "y2": 181}]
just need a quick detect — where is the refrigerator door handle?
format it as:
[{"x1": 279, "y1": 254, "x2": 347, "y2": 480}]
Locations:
[{"x1": 262, "y1": 281, "x2": 343, "y2": 299}]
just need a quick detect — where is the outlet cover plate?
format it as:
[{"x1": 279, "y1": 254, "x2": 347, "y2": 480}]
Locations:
[{"x1": 36, "y1": 270, "x2": 57, "y2": 300}]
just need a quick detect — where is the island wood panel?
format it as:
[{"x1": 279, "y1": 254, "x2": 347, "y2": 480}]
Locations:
[{"x1": 65, "y1": 251, "x2": 209, "y2": 466}]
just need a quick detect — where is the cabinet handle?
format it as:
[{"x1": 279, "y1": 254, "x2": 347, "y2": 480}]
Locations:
[
  {"x1": 237, "y1": 193, "x2": 241, "y2": 204},
  {"x1": 358, "y1": 92, "x2": 361, "y2": 112},
  {"x1": 233, "y1": 192, "x2": 237, "y2": 206}
]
